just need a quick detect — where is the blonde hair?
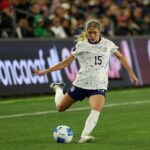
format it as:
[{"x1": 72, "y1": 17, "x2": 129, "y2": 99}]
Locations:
[{"x1": 76, "y1": 19, "x2": 101, "y2": 42}]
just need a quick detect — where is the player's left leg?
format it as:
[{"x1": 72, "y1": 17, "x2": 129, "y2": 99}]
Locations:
[{"x1": 79, "y1": 95, "x2": 105, "y2": 143}]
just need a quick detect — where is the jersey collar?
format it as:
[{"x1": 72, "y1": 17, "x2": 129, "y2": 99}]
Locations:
[{"x1": 88, "y1": 37, "x2": 102, "y2": 44}]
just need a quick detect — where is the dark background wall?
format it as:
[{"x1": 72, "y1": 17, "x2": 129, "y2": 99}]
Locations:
[{"x1": 0, "y1": 37, "x2": 150, "y2": 96}]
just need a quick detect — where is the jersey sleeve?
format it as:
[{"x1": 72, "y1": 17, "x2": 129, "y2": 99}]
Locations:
[
  {"x1": 109, "y1": 41, "x2": 119, "y2": 53},
  {"x1": 71, "y1": 43, "x2": 82, "y2": 57}
]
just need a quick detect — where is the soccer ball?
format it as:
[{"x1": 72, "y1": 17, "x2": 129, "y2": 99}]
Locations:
[{"x1": 53, "y1": 125, "x2": 73, "y2": 143}]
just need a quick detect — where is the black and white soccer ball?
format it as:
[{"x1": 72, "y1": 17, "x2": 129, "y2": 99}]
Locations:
[{"x1": 53, "y1": 125, "x2": 73, "y2": 143}]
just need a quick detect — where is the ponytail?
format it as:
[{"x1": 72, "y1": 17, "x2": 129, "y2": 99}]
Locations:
[{"x1": 75, "y1": 31, "x2": 87, "y2": 42}]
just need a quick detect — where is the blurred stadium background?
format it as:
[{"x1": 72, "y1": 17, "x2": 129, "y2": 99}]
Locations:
[{"x1": 0, "y1": 0, "x2": 150, "y2": 150}]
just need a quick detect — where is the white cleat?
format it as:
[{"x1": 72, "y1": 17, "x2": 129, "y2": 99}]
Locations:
[
  {"x1": 78, "y1": 135, "x2": 95, "y2": 143},
  {"x1": 50, "y1": 82, "x2": 65, "y2": 91}
]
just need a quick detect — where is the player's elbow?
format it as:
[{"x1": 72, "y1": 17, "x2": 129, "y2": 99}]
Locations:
[{"x1": 61, "y1": 60, "x2": 69, "y2": 68}]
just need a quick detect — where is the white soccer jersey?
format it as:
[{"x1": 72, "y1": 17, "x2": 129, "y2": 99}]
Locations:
[{"x1": 71, "y1": 37, "x2": 119, "y2": 90}]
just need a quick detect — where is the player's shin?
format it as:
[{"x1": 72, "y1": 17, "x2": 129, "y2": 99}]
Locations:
[{"x1": 81, "y1": 110, "x2": 100, "y2": 136}]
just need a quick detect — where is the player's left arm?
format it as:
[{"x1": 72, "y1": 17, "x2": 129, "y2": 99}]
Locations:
[{"x1": 114, "y1": 50, "x2": 139, "y2": 86}]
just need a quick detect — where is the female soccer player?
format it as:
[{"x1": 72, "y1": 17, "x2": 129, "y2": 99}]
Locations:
[{"x1": 33, "y1": 19, "x2": 138, "y2": 143}]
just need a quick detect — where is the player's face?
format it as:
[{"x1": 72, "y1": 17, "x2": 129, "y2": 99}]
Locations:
[{"x1": 86, "y1": 27, "x2": 101, "y2": 43}]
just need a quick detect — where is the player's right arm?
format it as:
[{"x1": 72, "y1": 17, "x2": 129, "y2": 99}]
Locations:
[
  {"x1": 114, "y1": 50, "x2": 139, "y2": 86},
  {"x1": 33, "y1": 55, "x2": 75, "y2": 76}
]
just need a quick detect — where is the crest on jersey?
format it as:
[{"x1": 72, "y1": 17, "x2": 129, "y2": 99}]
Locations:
[{"x1": 102, "y1": 47, "x2": 107, "y2": 52}]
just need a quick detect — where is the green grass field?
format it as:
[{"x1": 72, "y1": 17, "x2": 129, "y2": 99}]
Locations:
[{"x1": 0, "y1": 87, "x2": 150, "y2": 150}]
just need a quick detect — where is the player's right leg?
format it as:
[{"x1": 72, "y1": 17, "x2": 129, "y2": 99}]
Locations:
[
  {"x1": 56, "y1": 93, "x2": 75, "y2": 112},
  {"x1": 78, "y1": 135, "x2": 95, "y2": 143},
  {"x1": 78, "y1": 90, "x2": 105, "y2": 143},
  {"x1": 50, "y1": 82, "x2": 76, "y2": 112}
]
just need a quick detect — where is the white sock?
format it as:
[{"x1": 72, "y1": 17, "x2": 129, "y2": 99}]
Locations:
[
  {"x1": 81, "y1": 110, "x2": 100, "y2": 136},
  {"x1": 54, "y1": 87, "x2": 64, "y2": 106}
]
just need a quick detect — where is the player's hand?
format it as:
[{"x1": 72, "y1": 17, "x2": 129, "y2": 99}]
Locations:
[
  {"x1": 128, "y1": 70, "x2": 139, "y2": 86},
  {"x1": 130, "y1": 75, "x2": 139, "y2": 86},
  {"x1": 32, "y1": 70, "x2": 47, "y2": 76},
  {"x1": 133, "y1": 77, "x2": 139, "y2": 86}
]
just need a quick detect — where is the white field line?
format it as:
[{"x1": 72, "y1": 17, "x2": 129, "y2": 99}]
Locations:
[{"x1": 0, "y1": 100, "x2": 149, "y2": 119}]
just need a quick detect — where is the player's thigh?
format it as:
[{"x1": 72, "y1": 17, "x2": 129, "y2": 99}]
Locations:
[
  {"x1": 88, "y1": 95, "x2": 105, "y2": 111},
  {"x1": 57, "y1": 93, "x2": 76, "y2": 112}
]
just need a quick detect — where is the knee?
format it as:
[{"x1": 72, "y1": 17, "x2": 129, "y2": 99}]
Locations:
[{"x1": 56, "y1": 104, "x2": 65, "y2": 112}]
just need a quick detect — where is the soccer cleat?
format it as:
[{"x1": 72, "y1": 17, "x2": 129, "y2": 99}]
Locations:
[
  {"x1": 78, "y1": 135, "x2": 95, "y2": 143},
  {"x1": 50, "y1": 82, "x2": 65, "y2": 91}
]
